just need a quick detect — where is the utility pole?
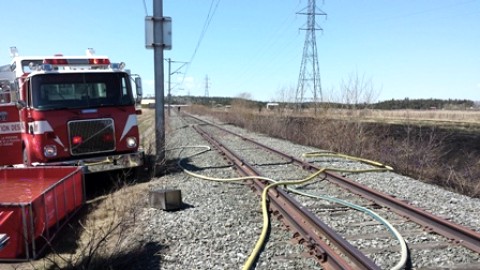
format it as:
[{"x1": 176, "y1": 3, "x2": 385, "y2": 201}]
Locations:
[
  {"x1": 153, "y1": 0, "x2": 165, "y2": 169},
  {"x1": 166, "y1": 58, "x2": 188, "y2": 116},
  {"x1": 167, "y1": 58, "x2": 171, "y2": 116},
  {"x1": 148, "y1": 0, "x2": 171, "y2": 172},
  {"x1": 204, "y1": 75, "x2": 209, "y2": 97},
  {"x1": 296, "y1": 0, "x2": 326, "y2": 113}
]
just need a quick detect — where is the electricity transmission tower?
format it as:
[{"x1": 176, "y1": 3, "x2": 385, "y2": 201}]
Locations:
[
  {"x1": 205, "y1": 75, "x2": 209, "y2": 97},
  {"x1": 296, "y1": 0, "x2": 327, "y2": 111}
]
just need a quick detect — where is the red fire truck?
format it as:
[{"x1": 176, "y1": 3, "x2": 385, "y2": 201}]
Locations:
[{"x1": 0, "y1": 48, "x2": 144, "y2": 173}]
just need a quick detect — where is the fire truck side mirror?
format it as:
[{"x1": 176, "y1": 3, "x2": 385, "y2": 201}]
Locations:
[
  {"x1": 134, "y1": 77, "x2": 142, "y2": 103},
  {"x1": 16, "y1": 100, "x2": 26, "y2": 109}
]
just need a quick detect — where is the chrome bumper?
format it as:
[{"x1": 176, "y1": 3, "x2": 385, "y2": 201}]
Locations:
[{"x1": 35, "y1": 150, "x2": 145, "y2": 174}]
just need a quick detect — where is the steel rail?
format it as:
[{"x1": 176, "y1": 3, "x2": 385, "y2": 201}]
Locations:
[
  {"x1": 187, "y1": 113, "x2": 480, "y2": 254},
  {"x1": 193, "y1": 124, "x2": 380, "y2": 270}
]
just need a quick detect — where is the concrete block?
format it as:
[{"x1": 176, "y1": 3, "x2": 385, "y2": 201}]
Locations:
[{"x1": 149, "y1": 189, "x2": 182, "y2": 211}]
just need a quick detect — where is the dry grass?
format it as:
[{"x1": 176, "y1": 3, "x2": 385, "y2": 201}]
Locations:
[
  {"x1": 43, "y1": 179, "x2": 152, "y2": 270},
  {"x1": 188, "y1": 104, "x2": 480, "y2": 197},
  {"x1": 255, "y1": 107, "x2": 480, "y2": 128},
  {"x1": 364, "y1": 109, "x2": 480, "y2": 123},
  {"x1": 319, "y1": 108, "x2": 480, "y2": 131}
]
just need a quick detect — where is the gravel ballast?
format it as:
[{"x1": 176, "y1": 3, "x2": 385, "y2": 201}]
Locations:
[{"x1": 139, "y1": 113, "x2": 480, "y2": 269}]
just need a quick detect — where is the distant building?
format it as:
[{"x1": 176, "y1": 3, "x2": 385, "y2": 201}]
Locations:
[
  {"x1": 266, "y1": 102, "x2": 279, "y2": 110},
  {"x1": 141, "y1": 98, "x2": 155, "y2": 108}
]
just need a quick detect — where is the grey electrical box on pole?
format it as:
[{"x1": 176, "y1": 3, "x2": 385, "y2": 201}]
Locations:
[{"x1": 145, "y1": 16, "x2": 172, "y2": 50}]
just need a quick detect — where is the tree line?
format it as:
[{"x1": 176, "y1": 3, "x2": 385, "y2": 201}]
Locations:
[
  {"x1": 372, "y1": 98, "x2": 475, "y2": 110},
  {"x1": 163, "y1": 95, "x2": 477, "y2": 110}
]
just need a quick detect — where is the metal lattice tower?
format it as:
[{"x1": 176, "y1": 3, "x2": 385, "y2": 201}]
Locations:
[
  {"x1": 204, "y1": 75, "x2": 209, "y2": 97},
  {"x1": 296, "y1": 0, "x2": 327, "y2": 107}
]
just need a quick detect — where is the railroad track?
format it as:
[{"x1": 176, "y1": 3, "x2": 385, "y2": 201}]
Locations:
[{"x1": 181, "y1": 112, "x2": 480, "y2": 269}]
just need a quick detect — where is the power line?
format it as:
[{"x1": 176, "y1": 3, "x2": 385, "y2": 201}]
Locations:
[
  {"x1": 226, "y1": 9, "x2": 301, "y2": 95},
  {"x1": 190, "y1": 0, "x2": 220, "y2": 63},
  {"x1": 142, "y1": 0, "x2": 149, "y2": 16},
  {"x1": 181, "y1": 0, "x2": 221, "y2": 87}
]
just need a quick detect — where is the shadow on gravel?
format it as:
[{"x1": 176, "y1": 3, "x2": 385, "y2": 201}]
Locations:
[
  {"x1": 150, "y1": 154, "x2": 233, "y2": 177},
  {"x1": 145, "y1": 155, "x2": 184, "y2": 177},
  {"x1": 163, "y1": 158, "x2": 184, "y2": 174},
  {"x1": 159, "y1": 201, "x2": 195, "y2": 213},
  {"x1": 178, "y1": 158, "x2": 233, "y2": 172},
  {"x1": 47, "y1": 242, "x2": 165, "y2": 270}
]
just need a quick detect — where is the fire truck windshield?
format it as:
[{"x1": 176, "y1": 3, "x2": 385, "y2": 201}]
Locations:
[{"x1": 31, "y1": 72, "x2": 134, "y2": 110}]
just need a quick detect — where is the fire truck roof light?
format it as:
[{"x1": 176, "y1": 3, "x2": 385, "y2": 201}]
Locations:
[
  {"x1": 42, "y1": 64, "x2": 53, "y2": 71},
  {"x1": 89, "y1": 58, "x2": 110, "y2": 65},
  {"x1": 110, "y1": 62, "x2": 125, "y2": 70},
  {"x1": 41, "y1": 58, "x2": 110, "y2": 66},
  {"x1": 43, "y1": 59, "x2": 69, "y2": 65}
]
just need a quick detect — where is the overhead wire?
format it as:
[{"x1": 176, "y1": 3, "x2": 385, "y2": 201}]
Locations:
[
  {"x1": 226, "y1": 12, "x2": 301, "y2": 94},
  {"x1": 363, "y1": 0, "x2": 479, "y2": 24},
  {"x1": 224, "y1": 4, "x2": 304, "y2": 99},
  {"x1": 142, "y1": 0, "x2": 149, "y2": 16},
  {"x1": 181, "y1": 0, "x2": 221, "y2": 87}
]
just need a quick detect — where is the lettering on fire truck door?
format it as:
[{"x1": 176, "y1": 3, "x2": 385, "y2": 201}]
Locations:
[{"x1": 0, "y1": 105, "x2": 23, "y2": 165}]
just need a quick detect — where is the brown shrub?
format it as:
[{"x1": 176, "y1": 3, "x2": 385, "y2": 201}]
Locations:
[{"x1": 186, "y1": 105, "x2": 480, "y2": 197}]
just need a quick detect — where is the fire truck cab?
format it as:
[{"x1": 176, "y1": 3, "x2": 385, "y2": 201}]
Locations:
[{"x1": 0, "y1": 48, "x2": 144, "y2": 173}]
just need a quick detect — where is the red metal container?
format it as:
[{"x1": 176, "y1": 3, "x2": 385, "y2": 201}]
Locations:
[{"x1": 0, "y1": 166, "x2": 84, "y2": 261}]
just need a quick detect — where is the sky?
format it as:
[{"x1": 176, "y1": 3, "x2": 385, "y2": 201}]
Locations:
[{"x1": 0, "y1": 0, "x2": 479, "y2": 103}]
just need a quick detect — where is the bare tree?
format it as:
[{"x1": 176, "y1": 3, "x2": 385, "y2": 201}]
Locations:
[{"x1": 340, "y1": 71, "x2": 380, "y2": 108}]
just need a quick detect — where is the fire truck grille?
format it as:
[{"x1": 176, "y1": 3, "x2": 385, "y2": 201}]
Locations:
[{"x1": 68, "y1": 119, "x2": 115, "y2": 156}]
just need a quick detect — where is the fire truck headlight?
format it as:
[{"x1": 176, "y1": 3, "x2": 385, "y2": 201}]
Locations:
[
  {"x1": 44, "y1": 145, "x2": 57, "y2": 158},
  {"x1": 126, "y1": 137, "x2": 137, "y2": 148}
]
